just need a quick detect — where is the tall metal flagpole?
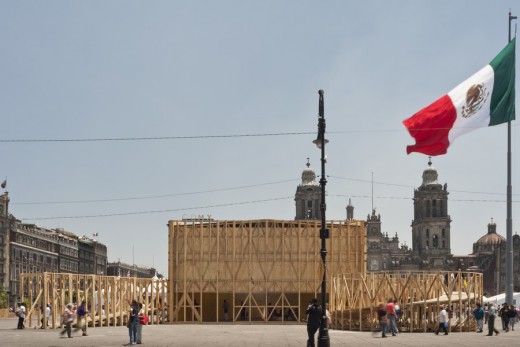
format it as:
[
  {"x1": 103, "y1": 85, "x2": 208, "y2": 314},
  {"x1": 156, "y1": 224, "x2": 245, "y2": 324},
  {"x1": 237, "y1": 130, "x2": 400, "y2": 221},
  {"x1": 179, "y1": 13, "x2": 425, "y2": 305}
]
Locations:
[{"x1": 506, "y1": 10, "x2": 516, "y2": 306}]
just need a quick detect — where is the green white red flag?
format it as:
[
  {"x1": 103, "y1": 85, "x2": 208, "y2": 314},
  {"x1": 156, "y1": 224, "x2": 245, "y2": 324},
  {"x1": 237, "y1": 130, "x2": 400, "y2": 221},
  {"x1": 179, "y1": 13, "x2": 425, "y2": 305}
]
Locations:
[{"x1": 403, "y1": 38, "x2": 516, "y2": 156}]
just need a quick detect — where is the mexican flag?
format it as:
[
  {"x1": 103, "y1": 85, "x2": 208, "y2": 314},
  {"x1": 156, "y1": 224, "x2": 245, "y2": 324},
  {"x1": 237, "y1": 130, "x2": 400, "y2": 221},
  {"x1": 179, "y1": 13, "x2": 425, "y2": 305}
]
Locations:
[{"x1": 403, "y1": 38, "x2": 516, "y2": 156}]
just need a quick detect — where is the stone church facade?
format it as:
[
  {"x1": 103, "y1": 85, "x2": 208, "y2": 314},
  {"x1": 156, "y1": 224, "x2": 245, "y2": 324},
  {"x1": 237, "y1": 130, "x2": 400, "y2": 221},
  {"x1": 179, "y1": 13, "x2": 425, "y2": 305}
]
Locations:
[{"x1": 294, "y1": 158, "x2": 516, "y2": 294}]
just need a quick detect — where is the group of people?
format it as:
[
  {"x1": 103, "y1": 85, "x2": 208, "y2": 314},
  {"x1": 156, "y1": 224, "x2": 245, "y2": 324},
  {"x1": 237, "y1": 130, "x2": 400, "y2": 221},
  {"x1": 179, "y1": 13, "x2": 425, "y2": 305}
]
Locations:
[
  {"x1": 376, "y1": 299, "x2": 401, "y2": 338},
  {"x1": 59, "y1": 300, "x2": 89, "y2": 338},
  {"x1": 126, "y1": 299, "x2": 148, "y2": 345},
  {"x1": 472, "y1": 302, "x2": 518, "y2": 336}
]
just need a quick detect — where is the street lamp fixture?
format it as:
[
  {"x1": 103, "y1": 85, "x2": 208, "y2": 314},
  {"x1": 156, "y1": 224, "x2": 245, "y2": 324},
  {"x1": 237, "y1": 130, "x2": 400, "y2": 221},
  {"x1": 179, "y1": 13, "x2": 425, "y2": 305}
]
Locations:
[{"x1": 314, "y1": 89, "x2": 330, "y2": 347}]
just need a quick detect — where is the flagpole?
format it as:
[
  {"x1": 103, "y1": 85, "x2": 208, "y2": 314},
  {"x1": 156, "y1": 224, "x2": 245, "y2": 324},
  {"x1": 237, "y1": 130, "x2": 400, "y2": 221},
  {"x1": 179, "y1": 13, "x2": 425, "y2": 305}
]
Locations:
[{"x1": 505, "y1": 10, "x2": 516, "y2": 306}]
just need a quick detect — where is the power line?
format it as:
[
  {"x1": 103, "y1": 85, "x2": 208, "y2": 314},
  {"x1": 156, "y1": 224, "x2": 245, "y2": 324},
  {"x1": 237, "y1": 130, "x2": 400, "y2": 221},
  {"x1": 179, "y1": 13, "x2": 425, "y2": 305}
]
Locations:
[
  {"x1": 329, "y1": 175, "x2": 519, "y2": 197},
  {"x1": 2, "y1": 123, "x2": 518, "y2": 143},
  {"x1": 0, "y1": 132, "x2": 313, "y2": 143},
  {"x1": 20, "y1": 196, "x2": 293, "y2": 221},
  {"x1": 12, "y1": 179, "x2": 299, "y2": 205}
]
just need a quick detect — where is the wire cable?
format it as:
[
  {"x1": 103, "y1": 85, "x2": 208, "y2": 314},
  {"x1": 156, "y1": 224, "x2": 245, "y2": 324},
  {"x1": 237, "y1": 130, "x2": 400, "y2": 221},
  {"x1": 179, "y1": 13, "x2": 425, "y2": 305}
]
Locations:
[
  {"x1": 21, "y1": 196, "x2": 293, "y2": 221},
  {"x1": 12, "y1": 179, "x2": 299, "y2": 205}
]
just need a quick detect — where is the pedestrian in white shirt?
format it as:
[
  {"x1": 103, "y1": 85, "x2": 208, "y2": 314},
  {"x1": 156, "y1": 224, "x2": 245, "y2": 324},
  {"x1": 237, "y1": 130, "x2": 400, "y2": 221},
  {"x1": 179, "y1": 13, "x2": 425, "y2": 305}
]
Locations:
[{"x1": 435, "y1": 306, "x2": 448, "y2": 335}]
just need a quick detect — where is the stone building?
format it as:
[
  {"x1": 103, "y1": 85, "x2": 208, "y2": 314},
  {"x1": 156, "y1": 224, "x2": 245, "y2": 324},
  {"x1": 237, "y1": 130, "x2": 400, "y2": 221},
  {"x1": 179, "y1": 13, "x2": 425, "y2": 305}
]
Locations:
[
  {"x1": 358, "y1": 160, "x2": 454, "y2": 272},
  {"x1": 294, "y1": 160, "x2": 321, "y2": 220},
  {"x1": 0, "y1": 191, "x2": 108, "y2": 307},
  {"x1": 454, "y1": 219, "x2": 520, "y2": 296},
  {"x1": 106, "y1": 260, "x2": 161, "y2": 279},
  {"x1": 410, "y1": 159, "x2": 454, "y2": 269},
  {"x1": 78, "y1": 236, "x2": 108, "y2": 275},
  {"x1": 365, "y1": 208, "x2": 411, "y2": 271}
]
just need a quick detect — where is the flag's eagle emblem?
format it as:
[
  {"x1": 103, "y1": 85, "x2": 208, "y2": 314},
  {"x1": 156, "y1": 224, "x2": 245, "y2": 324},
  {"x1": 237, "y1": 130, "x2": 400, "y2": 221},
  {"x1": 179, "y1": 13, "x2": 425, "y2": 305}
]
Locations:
[{"x1": 461, "y1": 83, "x2": 489, "y2": 118}]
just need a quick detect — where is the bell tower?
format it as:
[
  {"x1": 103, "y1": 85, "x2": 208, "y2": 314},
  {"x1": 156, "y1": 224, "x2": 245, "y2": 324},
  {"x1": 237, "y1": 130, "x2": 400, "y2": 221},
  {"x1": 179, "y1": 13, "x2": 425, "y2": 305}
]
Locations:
[
  {"x1": 295, "y1": 159, "x2": 321, "y2": 220},
  {"x1": 411, "y1": 158, "x2": 452, "y2": 269}
]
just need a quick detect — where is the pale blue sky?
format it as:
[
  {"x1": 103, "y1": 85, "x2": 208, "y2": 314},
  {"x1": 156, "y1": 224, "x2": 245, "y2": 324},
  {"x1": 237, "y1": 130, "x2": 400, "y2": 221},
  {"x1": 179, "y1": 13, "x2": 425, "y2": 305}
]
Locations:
[{"x1": 1, "y1": 0, "x2": 519, "y2": 275}]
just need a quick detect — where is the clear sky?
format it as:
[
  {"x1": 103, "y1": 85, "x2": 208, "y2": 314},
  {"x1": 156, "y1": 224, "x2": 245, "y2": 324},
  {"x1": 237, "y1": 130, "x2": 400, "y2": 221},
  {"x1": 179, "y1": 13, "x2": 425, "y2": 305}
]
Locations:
[{"x1": 1, "y1": 1, "x2": 519, "y2": 276}]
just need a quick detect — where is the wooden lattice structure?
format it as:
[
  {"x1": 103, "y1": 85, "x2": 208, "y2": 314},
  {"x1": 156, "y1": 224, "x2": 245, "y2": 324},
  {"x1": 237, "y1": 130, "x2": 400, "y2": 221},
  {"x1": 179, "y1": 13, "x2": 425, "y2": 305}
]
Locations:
[
  {"x1": 330, "y1": 271, "x2": 483, "y2": 332},
  {"x1": 167, "y1": 219, "x2": 366, "y2": 323},
  {"x1": 19, "y1": 272, "x2": 168, "y2": 329}
]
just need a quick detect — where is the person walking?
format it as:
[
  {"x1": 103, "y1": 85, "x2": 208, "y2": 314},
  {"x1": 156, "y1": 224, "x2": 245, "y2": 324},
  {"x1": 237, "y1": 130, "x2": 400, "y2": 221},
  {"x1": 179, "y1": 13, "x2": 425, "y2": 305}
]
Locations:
[
  {"x1": 74, "y1": 300, "x2": 88, "y2": 336},
  {"x1": 500, "y1": 304, "x2": 509, "y2": 331},
  {"x1": 486, "y1": 303, "x2": 499, "y2": 336},
  {"x1": 16, "y1": 302, "x2": 26, "y2": 330},
  {"x1": 60, "y1": 304, "x2": 75, "y2": 338},
  {"x1": 377, "y1": 303, "x2": 387, "y2": 338},
  {"x1": 435, "y1": 305, "x2": 448, "y2": 335},
  {"x1": 385, "y1": 299, "x2": 398, "y2": 336},
  {"x1": 508, "y1": 305, "x2": 517, "y2": 331},
  {"x1": 472, "y1": 302, "x2": 484, "y2": 333},
  {"x1": 305, "y1": 298, "x2": 322, "y2": 347}
]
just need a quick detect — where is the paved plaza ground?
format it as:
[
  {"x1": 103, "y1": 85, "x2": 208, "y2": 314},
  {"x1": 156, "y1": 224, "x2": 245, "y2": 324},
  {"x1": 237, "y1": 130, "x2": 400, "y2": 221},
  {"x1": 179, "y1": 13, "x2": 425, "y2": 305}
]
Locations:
[{"x1": 1, "y1": 317, "x2": 518, "y2": 347}]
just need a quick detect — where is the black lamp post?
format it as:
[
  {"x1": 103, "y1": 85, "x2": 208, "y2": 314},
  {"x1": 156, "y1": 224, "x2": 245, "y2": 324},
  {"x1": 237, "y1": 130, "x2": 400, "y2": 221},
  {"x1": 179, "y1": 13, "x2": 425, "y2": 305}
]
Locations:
[{"x1": 313, "y1": 89, "x2": 330, "y2": 347}]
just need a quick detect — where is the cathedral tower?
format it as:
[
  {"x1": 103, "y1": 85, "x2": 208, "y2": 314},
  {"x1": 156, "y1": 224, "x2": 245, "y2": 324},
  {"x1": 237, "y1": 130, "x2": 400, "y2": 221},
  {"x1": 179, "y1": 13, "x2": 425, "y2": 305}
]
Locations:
[
  {"x1": 411, "y1": 159, "x2": 452, "y2": 269},
  {"x1": 295, "y1": 159, "x2": 321, "y2": 220}
]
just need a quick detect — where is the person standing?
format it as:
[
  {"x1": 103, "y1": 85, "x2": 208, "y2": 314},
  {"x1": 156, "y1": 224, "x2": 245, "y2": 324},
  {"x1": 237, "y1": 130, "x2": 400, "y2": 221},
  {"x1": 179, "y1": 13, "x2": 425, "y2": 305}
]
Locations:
[
  {"x1": 486, "y1": 303, "x2": 500, "y2": 336},
  {"x1": 435, "y1": 306, "x2": 448, "y2": 335},
  {"x1": 60, "y1": 304, "x2": 75, "y2": 338},
  {"x1": 16, "y1": 302, "x2": 26, "y2": 329},
  {"x1": 385, "y1": 299, "x2": 398, "y2": 336},
  {"x1": 74, "y1": 300, "x2": 88, "y2": 336},
  {"x1": 128, "y1": 300, "x2": 139, "y2": 345},
  {"x1": 137, "y1": 303, "x2": 145, "y2": 345},
  {"x1": 223, "y1": 300, "x2": 229, "y2": 321},
  {"x1": 377, "y1": 303, "x2": 387, "y2": 338},
  {"x1": 41, "y1": 304, "x2": 51, "y2": 329},
  {"x1": 305, "y1": 298, "x2": 322, "y2": 347},
  {"x1": 473, "y1": 303, "x2": 484, "y2": 333}
]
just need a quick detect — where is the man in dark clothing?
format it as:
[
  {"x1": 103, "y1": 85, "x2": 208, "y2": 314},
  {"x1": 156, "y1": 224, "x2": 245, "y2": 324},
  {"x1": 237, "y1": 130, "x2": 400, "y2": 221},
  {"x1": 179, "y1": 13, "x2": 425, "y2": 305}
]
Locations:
[
  {"x1": 74, "y1": 300, "x2": 88, "y2": 336},
  {"x1": 377, "y1": 303, "x2": 387, "y2": 337},
  {"x1": 487, "y1": 303, "x2": 500, "y2": 336},
  {"x1": 306, "y1": 298, "x2": 322, "y2": 347}
]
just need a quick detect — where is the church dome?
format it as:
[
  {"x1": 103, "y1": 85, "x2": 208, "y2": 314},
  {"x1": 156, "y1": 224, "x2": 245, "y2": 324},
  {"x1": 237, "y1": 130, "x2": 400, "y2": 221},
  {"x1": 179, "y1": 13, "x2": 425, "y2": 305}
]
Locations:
[
  {"x1": 421, "y1": 158, "x2": 441, "y2": 186},
  {"x1": 301, "y1": 160, "x2": 317, "y2": 186},
  {"x1": 476, "y1": 219, "x2": 505, "y2": 246}
]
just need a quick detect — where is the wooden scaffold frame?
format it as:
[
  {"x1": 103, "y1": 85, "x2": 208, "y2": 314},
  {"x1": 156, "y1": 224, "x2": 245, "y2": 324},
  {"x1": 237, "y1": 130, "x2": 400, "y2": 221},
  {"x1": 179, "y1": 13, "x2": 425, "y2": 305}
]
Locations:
[
  {"x1": 19, "y1": 272, "x2": 168, "y2": 329},
  {"x1": 167, "y1": 219, "x2": 366, "y2": 323},
  {"x1": 330, "y1": 271, "x2": 483, "y2": 333}
]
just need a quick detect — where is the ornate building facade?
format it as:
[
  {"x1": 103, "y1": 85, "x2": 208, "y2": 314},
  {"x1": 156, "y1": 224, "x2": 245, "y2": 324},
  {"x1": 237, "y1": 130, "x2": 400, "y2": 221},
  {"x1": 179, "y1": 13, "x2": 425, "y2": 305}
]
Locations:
[
  {"x1": 454, "y1": 219, "x2": 520, "y2": 296},
  {"x1": 410, "y1": 159, "x2": 454, "y2": 269},
  {"x1": 362, "y1": 160, "x2": 454, "y2": 272},
  {"x1": 0, "y1": 191, "x2": 108, "y2": 307}
]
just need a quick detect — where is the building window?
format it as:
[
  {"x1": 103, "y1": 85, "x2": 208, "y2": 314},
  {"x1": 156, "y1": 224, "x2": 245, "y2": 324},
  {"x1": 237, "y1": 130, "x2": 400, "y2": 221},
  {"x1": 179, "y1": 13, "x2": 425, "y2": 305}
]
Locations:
[
  {"x1": 433, "y1": 235, "x2": 438, "y2": 248},
  {"x1": 426, "y1": 229, "x2": 430, "y2": 237},
  {"x1": 442, "y1": 229, "x2": 445, "y2": 237}
]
